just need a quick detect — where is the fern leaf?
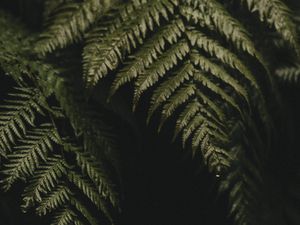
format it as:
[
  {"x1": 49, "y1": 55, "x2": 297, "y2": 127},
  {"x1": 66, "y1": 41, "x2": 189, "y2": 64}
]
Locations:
[
  {"x1": 0, "y1": 87, "x2": 47, "y2": 154},
  {"x1": 1, "y1": 124, "x2": 60, "y2": 190},
  {"x1": 190, "y1": 51, "x2": 249, "y2": 104},
  {"x1": 203, "y1": 143, "x2": 232, "y2": 173},
  {"x1": 173, "y1": 101, "x2": 201, "y2": 139},
  {"x1": 68, "y1": 170, "x2": 113, "y2": 223},
  {"x1": 51, "y1": 208, "x2": 77, "y2": 225},
  {"x1": 43, "y1": 0, "x2": 71, "y2": 19},
  {"x1": 147, "y1": 61, "x2": 194, "y2": 122},
  {"x1": 70, "y1": 198, "x2": 99, "y2": 225},
  {"x1": 160, "y1": 84, "x2": 196, "y2": 126},
  {"x1": 64, "y1": 141, "x2": 119, "y2": 208},
  {"x1": 244, "y1": 0, "x2": 300, "y2": 55},
  {"x1": 134, "y1": 41, "x2": 190, "y2": 110},
  {"x1": 83, "y1": 0, "x2": 178, "y2": 87},
  {"x1": 22, "y1": 156, "x2": 68, "y2": 210},
  {"x1": 186, "y1": 29, "x2": 259, "y2": 90},
  {"x1": 182, "y1": 114, "x2": 226, "y2": 147},
  {"x1": 36, "y1": 0, "x2": 111, "y2": 54},
  {"x1": 194, "y1": 71, "x2": 242, "y2": 115},
  {"x1": 109, "y1": 19, "x2": 185, "y2": 98},
  {"x1": 219, "y1": 149, "x2": 263, "y2": 225},
  {"x1": 182, "y1": 0, "x2": 265, "y2": 66},
  {"x1": 36, "y1": 185, "x2": 72, "y2": 216}
]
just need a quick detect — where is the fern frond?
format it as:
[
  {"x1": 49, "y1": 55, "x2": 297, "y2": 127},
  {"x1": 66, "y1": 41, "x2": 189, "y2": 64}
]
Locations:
[
  {"x1": 1, "y1": 124, "x2": 60, "y2": 190},
  {"x1": 194, "y1": 70, "x2": 242, "y2": 115},
  {"x1": 83, "y1": 0, "x2": 179, "y2": 87},
  {"x1": 160, "y1": 84, "x2": 196, "y2": 124},
  {"x1": 36, "y1": 0, "x2": 114, "y2": 55},
  {"x1": 275, "y1": 64, "x2": 300, "y2": 83},
  {"x1": 182, "y1": 0, "x2": 265, "y2": 65},
  {"x1": 186, "y1": 29, "x2": 259, "y2": 90},
  {"x1": 22, "y1": 156, "x2": 68, "y2": 208},
  {"x1": 219, "y1": 150, "x2": 263, "y2": 225},
  {"x1": 133, "y1": 40, "x2": 190, "y2": 108},
  {"x1": 0, "y1": 87, "x2": 47, "y2": 155},
  {"x1": 173, "y1": 101, "x2": 214, "y2": 140},
  {"x1": 70, "y1": 198, "x2": 99, "y2": 225},
  {"x1": 36, "y1": 185, "x2": 72, "y2": 216},
  {"x1": 52, "y1": 207, "x2": 78, "y2": 225},
  {"x1": 0, "y1": 10, "x2": 121, "y2": 225},
  {"x1": 244, "y1": 0, "x2": 300, "y2": 55},
  {"x1": 190, "y1": 51, "x2": 249, "y2": 104},
  {"x1": 68, "y1": 170, "x2": 114, "y2": 223},
  {"x1": 147, "y1": 62, "x2": 194, "y2": 122},
  {"x1": 63, "y1": 141, "x2": 119, "y2": 208},
  {"x1": 109, "y1": 19, "x2": 185, "y2": 97}
]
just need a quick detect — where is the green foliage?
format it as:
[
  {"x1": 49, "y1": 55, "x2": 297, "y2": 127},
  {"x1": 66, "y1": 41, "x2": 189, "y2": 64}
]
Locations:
[
  {"x1": 36, "y1": 0, "x2": 118, "y2": 55},
  {"x1": 0, "y1": 9, "x2": 121, "y2": 225},
  {"x1": 0, "y1": 88, "x2": 47, "y2": 156},
  {"x1": 0, "y1": 1, "x2": 300, "y2": 225}
]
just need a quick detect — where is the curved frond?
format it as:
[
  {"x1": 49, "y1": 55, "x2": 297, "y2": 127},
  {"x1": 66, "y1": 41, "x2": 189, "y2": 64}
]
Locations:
[
  {"x1": 244, "y1": 0, "x2": 300, "y2": 55},
  {"x1": 36, "y1": 185, "x2": 72, "y2": 216},
  {"x1": 63, "y1": 141, "x2": 119, "y2": 208},
  {"x1": 186, "y1": 29, "x2": 259, "y2": 90},
  {"x1": 68, "y1": 170, "x2": 114, "y2": 224},
  {"x1": 0, "y1": 87, "x2": 47, "y2": 155},
  {"x1": 133, "y1": 40, "x2": 190, "y2": 108},
  {"x1": 109, "y1": 18, "x2": 185, "y2": 97},
  {"x1": 182, "y1": 0, "x2": 265, "y2": 65},
  {"x1": 1, "y1": 124, "x2": 60, "y2": 190},
  {"x1": 36, "y1": 0, "x2": 114, "y2": 54},
  {"x1": 83, "y1": 0, "x2": 179, "y2": 87},
  {"x1": 22, "y1": 156, "x2": 68, "y2": 209}
]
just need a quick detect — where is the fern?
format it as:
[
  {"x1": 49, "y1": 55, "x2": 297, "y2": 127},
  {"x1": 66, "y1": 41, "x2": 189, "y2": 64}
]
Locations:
[
  {"x1": 0, "y1": 10, "x2": 121, "y2": 225},
  {"x1": 1, "y1": 1, "x2": 299, "y2": 225},
  {"x1": 83, "y1": 0, "x2": 179, "y2": 87},
  {"x1": 243, "y1": 0, "x2": 300, "y2": 55},
  {"x1": 22, "y1": 156, "x2": 69, "y2": 206},
  {"x1": 1, "y1": 124, "x2": 60, "y2": 191},
  {"x1": 35, "y1": 185, "x2": 72, "y2": 216},
  {"x1": 182, "y1": 0, "x2": 265, "y2": 65},
  {"x1": 36, "y1": 0, "x2": 117, "y2": 55},
  {"x1": 0, "y1": 87, "x2": 47, "y2": 155},
  {"x1": 63, "y1": 141, "x2": 119, "y2": 207},
  {"x1": 76, "y1": 1, "x2": 299, "y2": 224},
  {"x1": 275, "y1": 64, "x2": 300, "y2": 83}
]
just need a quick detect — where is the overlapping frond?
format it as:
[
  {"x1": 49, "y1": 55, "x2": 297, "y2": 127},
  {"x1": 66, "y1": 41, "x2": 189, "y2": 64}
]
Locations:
[
  {"x1": 219, "y1": 157, "x2": 262, "y2": 225},
  {"x1": 0, "y1": 10, "x2": 121, "y2": 225},
  {"x1": 83, "y1": 0, "x2": 179, "y2": 87},
  {"x1": 1, "y1": 122, "x2": 118, "y2": 224},
  {"x1": 63, "y1": 141, "x2": 119, "y2": 208},
  {"x1": 0, "y1": 87, "x2": 47, "y2": 155},
  {"x1": 36, "y1": 0, "x2": 117, "y2": 55},
  {"x1": 243, "y1": 0, "x2": 300, "y2": 55},
  {"x1": 70, "y1": 1, "x2": 299, "y2": 224},
  {"x1": 1, "y1": 124, "x2": 60, "y2": 191},
  {"x1": 182, "y1": 0, "x2": 265, "y2": 65},
  {"x1": 1, "y1": 1, "x2": 299, "y2": 225}
]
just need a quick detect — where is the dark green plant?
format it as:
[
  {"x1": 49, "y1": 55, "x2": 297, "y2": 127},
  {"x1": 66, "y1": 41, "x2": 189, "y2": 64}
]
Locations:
[{"x1": 0, "y1": 0, "x2": 299, "y2": 225}]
